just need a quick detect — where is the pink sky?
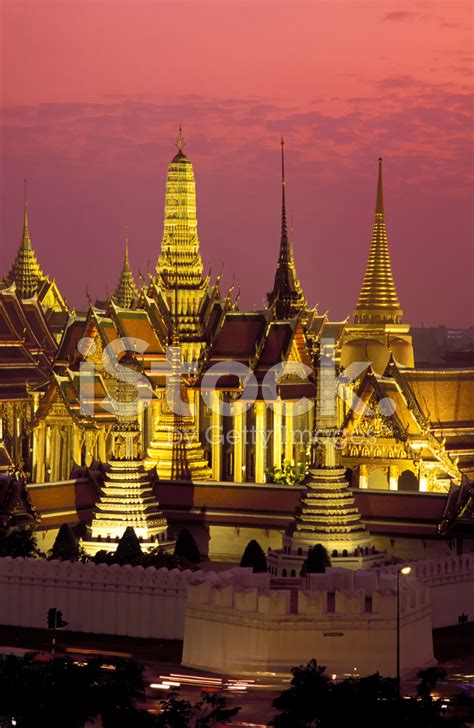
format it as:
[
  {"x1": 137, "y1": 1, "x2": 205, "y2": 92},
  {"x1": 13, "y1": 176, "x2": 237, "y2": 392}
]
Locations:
[{"x1": 1, "y1": 1, "x2": 473, "y2": 326}]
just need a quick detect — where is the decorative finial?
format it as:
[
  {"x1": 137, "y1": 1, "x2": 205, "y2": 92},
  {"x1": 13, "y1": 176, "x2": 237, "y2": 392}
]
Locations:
[
  {"x1": 281, "y1": 135, "x2": 285, "y2": 187},
  {"x1": 376, "y1": 157, "x2": 384, "y2": 215},
  {"x1": 22, "y1": 177, "x2": 31, "y2": 245},
  {"x1": 176, "y1": 124, "x2": 185, "y2": 151},
  {"x1": 124, "y1": 225, "x2": 129, "y2": 262}
]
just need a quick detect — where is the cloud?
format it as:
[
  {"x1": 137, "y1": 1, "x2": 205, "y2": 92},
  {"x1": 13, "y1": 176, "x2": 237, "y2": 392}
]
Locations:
[{"x1": 383, "y1": 11, "x2": 416, "y2": 22}]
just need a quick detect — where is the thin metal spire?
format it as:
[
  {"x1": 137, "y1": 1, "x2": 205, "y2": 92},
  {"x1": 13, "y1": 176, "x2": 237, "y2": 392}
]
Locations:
[
  {"x1": 279, "y1": 135, "x2": 290, "y2": 263},
  {"x1": 176, "y1": 123, "x2": 185, "y2": 151},
  {"x1": 22, "y1": 177, "x2": 31, "y2": 247}
]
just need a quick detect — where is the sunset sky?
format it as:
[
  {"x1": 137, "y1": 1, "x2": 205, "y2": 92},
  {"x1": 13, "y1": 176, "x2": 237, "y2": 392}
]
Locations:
[{"x1": 1, "y1": 1, "x2": 472, "y2": 326}]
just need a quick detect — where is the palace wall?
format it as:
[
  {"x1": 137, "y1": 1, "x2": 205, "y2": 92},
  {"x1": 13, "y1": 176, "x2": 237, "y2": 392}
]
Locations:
[
  {"x1": 0, "y1": 554, "x2": 472, "y2": 665},
  {"x1": 182, "y1": 567, "x2": 435, "y2": 676},
  {"x1": 384, "y1": 553, "x2": 474, "y2": 628},
  {"x1": 0, "y1": 557, "x2": 196, "y2": 640}
]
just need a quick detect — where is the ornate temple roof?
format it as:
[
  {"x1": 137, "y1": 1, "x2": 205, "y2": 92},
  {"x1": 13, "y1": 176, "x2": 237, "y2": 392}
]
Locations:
[
  {"x1": 354, "y1": 158, "x2": 403, "y2": 324},
  {"x1": 0, "y1": 287, "x2": 57, "y2": 400},
  {"x1": 267, "y1": 138, "x2": 307, "y2": 320}
]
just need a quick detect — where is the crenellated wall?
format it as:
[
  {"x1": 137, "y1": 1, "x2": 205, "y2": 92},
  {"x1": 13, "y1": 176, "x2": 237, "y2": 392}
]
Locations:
[
  {"x1": 0, "y1": 556, "x2": 198, "y2": 640},
  {"x1": 382, "y1": 553, "x2": 474, "y2": 629},
  {"x1": 182, "y1": 566, "x2": 435, "y2": 677}
]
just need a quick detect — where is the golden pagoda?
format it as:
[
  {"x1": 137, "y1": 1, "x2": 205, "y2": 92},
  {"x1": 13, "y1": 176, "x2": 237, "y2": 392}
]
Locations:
[
  {"x1": 267, "y1": 137, "x2": 307, "y2": 320},
  {"x1": 153, "y1": 126, "x2": 209, "y2": 360},
  {"x1": 341, "y1": 158, "x2": 414, "y2": 373},
  {"x1": 83, "y1": 354, "x2": 171, "y2": 554},
  {"x1": 2, "y1": 183, "x2": 68, "y2": 332},
  {"x1": 354, "y1": 158, "x2": 403, "y2": 325},
  {"x1": 268, "y1": 348, "x2": 376, "y2": 575},
  {"x1": 112, "y1": 233, "x2": 138, "y2": 309},
  {"x1": 144, "y1": 275, "x2": 212, "y2": 481},
  {"x1": 5, "y1": 183, "x2": 46, "y2": 299}
]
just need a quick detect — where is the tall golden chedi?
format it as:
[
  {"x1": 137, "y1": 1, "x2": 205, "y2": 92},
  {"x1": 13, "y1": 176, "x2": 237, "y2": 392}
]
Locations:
[
  {"x1": 153, "y1": 127, "x2": 209, "y2": 362},
  {"x1": 145, "y1": 261, "x2": 212, "y2": 481},
  {"x1": 267, "y1": 137, "x2": 307, "y2": 320},
  {"x1": 83, "y1": 353, "x2": 171, "y2": 554},
  {"x1": 341, "y1": 158, "x2": 414, "y2": 374}
]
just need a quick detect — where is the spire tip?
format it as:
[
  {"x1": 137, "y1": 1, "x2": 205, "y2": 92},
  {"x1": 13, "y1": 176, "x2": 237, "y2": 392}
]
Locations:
[{"x1": 176, "y1": 124, "x2": 185, "y2": 151}]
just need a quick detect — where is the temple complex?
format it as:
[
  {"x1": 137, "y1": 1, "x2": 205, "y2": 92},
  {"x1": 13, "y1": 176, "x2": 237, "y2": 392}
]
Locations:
[{"x1": 0, "y1": 132, "x2": 472, "y2": 560}]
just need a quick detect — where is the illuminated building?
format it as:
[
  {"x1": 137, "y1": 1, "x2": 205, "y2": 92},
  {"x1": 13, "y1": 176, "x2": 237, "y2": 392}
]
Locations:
[
  {"x1": 82, "y1": 353, "x2": 171, "y2": 554},
  {"x1": 0, "y1": 133, "x2": 472, "y2": 558}
]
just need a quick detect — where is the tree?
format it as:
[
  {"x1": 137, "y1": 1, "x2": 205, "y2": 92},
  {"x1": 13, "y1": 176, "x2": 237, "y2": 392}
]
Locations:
[
  {"x1": 155, "y1": 691, "x2": 240, "y2": 727},
  {"x1": 174, "y1": 529, "x2": 201, "y2": 564},
  {"x1": 240, "y1": 539, "x2": 267, "y2": 573},
  {"x1": 270, "y1": 659, "x2": 463, "y2": 728},
  {"x1": 301, "y1": 544, "x2": 331, "y2": 575},
  {"x1": 0, "y1": 528, "x2": 43, "y2": 558},
  {"x1": 114, "y1": 527, "x2": 143, "y2": 565},
  {"x1": 51, "y1": 523, "x2": 80, "y2": 561},
  {"x1": 265, "y1": 461, "x2": 308, "y2": 485},
  {"x1": 0, "y1": 654, "x2": 146, "y2": 727},
  {"x1": 270, "y1": 659, "x2": 331, "y2": 727}
]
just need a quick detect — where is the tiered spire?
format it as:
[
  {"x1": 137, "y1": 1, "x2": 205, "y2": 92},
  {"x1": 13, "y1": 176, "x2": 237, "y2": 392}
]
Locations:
[
  {"x1": 354, "y1": 158, "x2": 403, "y2": 324},
  {"x1": 83, "y1": 353, "x2": 171, "y2": 554},
  {"x1": 5, "y1": 181, "x2": 46, "y2": 298},
  {"x1": 267, "y1": 137, "x2": 306, "y2": 319},
  {"x1": 113, "y1": 230, "x2": 138, "y2": 308},
  {"x1": 155, "y1": 127, "x2": 208, "y2": 344}
]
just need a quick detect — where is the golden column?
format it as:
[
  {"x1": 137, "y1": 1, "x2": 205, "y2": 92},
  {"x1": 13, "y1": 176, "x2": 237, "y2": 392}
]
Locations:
[
  {"x1": 233, "y1": 400, "x2": 245, "y2": 483},
  {"x1": 211, "y1": 390, "x2": 222, "y2": 481},
  {"x1": 255, "y1": 401, "x2": 266, "y2": 483},
  {"x1": 273, "y1": 400, "x2": 283, "y2": 467},
  {"x1": 284, "y1": 401, "x2": 294, "y2": 464}
]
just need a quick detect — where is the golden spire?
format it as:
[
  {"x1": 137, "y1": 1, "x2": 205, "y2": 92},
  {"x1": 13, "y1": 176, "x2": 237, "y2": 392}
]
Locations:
[
  {"x1": 155, "y1": 132, "x2": 208, "y2": 344},
  {"x1": 354, "y1": 158, "x2": 403, "y2": 324},
  {"x1": 5, "y1": 182, "x2": 45, "y2": 298},
  {"x1": 113, "y1": 228, "x2": 138, "y2": 308},
  {"x1": 22, "y1": 178, "x2": 31, "y2": 247},
  {"x1": 267, "y1": 137, "x2": 306, "y2": 319}
]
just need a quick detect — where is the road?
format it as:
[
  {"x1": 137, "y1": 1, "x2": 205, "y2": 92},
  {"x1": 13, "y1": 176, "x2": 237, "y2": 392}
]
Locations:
[{"x1": 0, "y1": 624, "x2": 473, "y2": 725}]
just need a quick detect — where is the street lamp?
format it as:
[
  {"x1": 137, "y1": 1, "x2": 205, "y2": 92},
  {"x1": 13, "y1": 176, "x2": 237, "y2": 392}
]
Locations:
[{"x1": 397, "y1": 565, "x2": 411, "y2": 697}]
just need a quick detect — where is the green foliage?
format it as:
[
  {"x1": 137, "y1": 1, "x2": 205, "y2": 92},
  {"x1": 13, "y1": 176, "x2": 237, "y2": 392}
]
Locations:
[
  {"x1": 270, "y1": 659, "x2": 462, "y2": 728},
  {"x1": 0, "y1": 528, "x2": 43, "y2": 559},
  {"x1": 265, "y1": 461, "x2": 308, "y2": 485},
  {"x1": 155, "y1": 690, "x2": 240, "y2": 727},
  {"x1": 50, "y1": 523, "x2": 80, "y2": 562},
  {"x1": 91, "y1": 546, "x2": 193, "y2": 571},
  {"x1": 240, "y1": 539, "x2": 267, "y2": 573},
  {"x1": 174, "y1": 528, "x2": 201, "y2": 564},
  {"x1": 114, "y1": 526, "x2": 143, "y2": 565},
  {"x1": 301, "y1": 544, "x2": 331, "y2": 575}
]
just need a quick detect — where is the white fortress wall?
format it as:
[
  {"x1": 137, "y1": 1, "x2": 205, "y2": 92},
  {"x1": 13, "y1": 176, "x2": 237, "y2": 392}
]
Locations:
[
  {"x1": 382, "y1": 553, "x2": 474, "y2": 629},
  {"x1": 182, "y1": 567, "x2": 434, "y2": 676},
  {"x1": 0, "y1": 556, "x2": 199, "y2": 639}
]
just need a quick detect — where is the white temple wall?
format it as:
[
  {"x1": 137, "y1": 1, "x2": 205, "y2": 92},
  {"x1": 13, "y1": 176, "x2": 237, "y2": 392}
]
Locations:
[
  {"x1": 0, "y1": 557, "x2": 197, "y2": 640},
  {"x1": 182, "y1": 568, "x2": 435, "y2": 676},
  {"x1": 398, "y1": 553, "x2": 474, "y2": 628}
]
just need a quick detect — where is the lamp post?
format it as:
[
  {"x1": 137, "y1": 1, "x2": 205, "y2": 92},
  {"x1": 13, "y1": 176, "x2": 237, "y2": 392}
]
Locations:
[{"x1": 396, "y1": 565, "x2": 411, "y2": 698}]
